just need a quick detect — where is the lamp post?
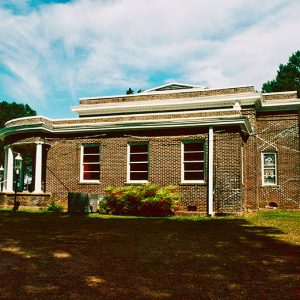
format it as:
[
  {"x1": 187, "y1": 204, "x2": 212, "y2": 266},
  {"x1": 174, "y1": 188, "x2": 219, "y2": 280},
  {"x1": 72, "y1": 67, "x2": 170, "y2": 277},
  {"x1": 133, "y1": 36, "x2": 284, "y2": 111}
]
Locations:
[
  {"x1": 0, "y1": 165, "x2": 4, "y2": 192},
  {"x1": 13, "y1": 153, "x2": 23, "y2": 212}
]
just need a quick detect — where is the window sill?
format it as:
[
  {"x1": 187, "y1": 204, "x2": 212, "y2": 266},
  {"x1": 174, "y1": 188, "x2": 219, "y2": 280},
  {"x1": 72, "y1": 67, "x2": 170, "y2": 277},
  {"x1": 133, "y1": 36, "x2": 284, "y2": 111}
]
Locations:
[
  {"x1": 125, "y1": 181, "x2": 149, "y2": 185},
  {"x1": 261, "y1": 184, "x2": 279, "y2": 188},
  {"x1": 179, "y1": 181, "x2": 206, "y2": 186}
]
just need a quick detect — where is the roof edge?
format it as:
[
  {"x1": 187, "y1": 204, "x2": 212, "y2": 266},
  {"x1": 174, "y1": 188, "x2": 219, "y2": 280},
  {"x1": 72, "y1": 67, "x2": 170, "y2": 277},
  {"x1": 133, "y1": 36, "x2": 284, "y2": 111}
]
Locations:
[
  {"x1": 0, "y1": 115, "x2": 253, "y2": 140},
  {"x1": 79, "y1": 84, "x2": 255, "y2": 101}
]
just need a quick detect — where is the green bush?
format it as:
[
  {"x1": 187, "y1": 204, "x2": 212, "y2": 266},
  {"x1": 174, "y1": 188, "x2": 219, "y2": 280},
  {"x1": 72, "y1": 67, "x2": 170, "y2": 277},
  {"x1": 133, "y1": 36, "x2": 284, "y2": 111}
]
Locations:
[
  {"x1": 47, "y1": 199, "x2": 64, "y2": 212},
  {"x1": 99, "y1": 184, "x2": 179, "y2": 217}
]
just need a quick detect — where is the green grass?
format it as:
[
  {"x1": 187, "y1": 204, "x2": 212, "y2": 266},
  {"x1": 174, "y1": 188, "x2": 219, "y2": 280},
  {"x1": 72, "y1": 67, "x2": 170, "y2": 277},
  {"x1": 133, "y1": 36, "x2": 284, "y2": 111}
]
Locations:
[
  {"x1": 0, "y1": 210, "x2": 299, "y2": 299},
  {"x1": 247, "y1": 210, "x2": 300, "y2": 245}
]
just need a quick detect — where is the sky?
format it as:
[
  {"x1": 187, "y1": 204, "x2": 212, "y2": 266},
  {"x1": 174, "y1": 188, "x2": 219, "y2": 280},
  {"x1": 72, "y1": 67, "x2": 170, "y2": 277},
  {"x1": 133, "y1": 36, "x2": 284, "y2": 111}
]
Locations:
[{"x1": 0, "y1": 0, "x2": 299, "y2": 118}]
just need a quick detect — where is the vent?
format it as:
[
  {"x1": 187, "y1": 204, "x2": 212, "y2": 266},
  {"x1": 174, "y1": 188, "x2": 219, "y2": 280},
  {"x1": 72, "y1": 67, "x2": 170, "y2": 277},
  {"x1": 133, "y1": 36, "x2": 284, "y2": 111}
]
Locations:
[{"x1": 187, "y1": 205, "x2": 197, "y2": 212}]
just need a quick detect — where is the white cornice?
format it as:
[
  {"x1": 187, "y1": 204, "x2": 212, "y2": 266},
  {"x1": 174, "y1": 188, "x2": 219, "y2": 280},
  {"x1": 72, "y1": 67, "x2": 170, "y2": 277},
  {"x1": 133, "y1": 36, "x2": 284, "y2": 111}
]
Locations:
[
  {"x1": 72, "y1": 93, "x2": 259, "y2": 116},
  {"x1": 262, "y1": 91, "x2": 297, "y2": 96},
  {"x1": 5, "y1": 107, "x2": 238, "y2": 127},
  {"x1": 0, "y1": 115, "x2": 253, "y2": 140},
  {"x1": 259, "y1": 100, "x2": 300, "y2": 112}
]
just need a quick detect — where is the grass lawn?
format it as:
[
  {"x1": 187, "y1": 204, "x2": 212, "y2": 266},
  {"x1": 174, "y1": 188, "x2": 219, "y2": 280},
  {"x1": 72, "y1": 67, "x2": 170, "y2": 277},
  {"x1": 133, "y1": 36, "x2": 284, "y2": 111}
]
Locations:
[{"x1": 0, "y1": 210, "x2": 299, "y2": 299}]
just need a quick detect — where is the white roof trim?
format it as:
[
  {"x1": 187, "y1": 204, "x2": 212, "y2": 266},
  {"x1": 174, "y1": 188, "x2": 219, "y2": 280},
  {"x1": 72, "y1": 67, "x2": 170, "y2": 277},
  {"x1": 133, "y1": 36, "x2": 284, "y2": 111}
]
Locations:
[
  {"x1": 73, "y1": 93, "x2": 259, "y2": 116},
  {"x1": 262, "y1": 98, "x2": 300, "y2": 104},
  {"x1": 259, "y1": 100, "x2": 300, "y2": 112},
  {"x1": 5, "y1": 107, "x2": 238, "y2": 127},
  {"x1": 0, "y1": 115, "x2": 253, "y2": 139},
  {"x1": 262, "y1": 91, "x2": 297, "y2": 96},
  {"x1": 52, "y1": 114, "x2": 241, "y2": 128}
]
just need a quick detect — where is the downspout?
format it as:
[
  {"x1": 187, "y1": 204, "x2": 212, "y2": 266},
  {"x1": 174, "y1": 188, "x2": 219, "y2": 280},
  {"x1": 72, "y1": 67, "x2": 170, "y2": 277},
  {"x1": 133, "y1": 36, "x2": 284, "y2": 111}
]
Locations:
[{"x1": 208, "y1": 126, "x2": 214, "y2": 216}]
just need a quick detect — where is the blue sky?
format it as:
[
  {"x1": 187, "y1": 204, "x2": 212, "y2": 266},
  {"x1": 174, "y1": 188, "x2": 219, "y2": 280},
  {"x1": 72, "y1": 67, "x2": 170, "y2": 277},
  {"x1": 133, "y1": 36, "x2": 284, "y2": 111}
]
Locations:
[{"x1": 0, "y1": 0, "x2": 299, "y2": 118}]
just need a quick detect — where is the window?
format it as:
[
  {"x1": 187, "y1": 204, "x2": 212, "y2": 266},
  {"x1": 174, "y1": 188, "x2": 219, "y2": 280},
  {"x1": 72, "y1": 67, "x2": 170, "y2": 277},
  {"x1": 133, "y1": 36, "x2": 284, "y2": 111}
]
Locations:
[
  {"x1": 262, "y1": 152, "x2": 277, "y2": 185},
  {"x1": 80, "y1": 145, "x2": 100, "y2": 182},
  {"x1": 128, "y1": 143, "x2": 149, "y2": 182},
  {"x1": 181, "y1": 141, "x2": 205, "y2": 182}
]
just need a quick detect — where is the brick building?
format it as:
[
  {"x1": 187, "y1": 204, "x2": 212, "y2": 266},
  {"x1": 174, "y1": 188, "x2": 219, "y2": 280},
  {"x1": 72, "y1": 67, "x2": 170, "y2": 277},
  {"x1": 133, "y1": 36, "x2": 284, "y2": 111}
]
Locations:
[{"x1": 0, "y1": 83, "x2": 300, "y2": 213}]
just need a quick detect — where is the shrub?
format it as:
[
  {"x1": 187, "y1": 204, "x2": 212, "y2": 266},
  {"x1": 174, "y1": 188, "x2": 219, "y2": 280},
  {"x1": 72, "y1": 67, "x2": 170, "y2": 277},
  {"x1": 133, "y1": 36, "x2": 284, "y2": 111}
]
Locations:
[
  {"x1": 47, "y1": 199, "x2": 64, "y2": 212},
  {"x1": 99, "y1": 184, "x2": 179, "y2": 217}
]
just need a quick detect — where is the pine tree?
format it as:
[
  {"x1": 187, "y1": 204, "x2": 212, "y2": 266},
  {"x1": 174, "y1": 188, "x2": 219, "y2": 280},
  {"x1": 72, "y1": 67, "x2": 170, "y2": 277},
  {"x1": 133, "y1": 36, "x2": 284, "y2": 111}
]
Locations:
[{"x1": 262, "y1": 51, "x2": 300, "y2": 97}]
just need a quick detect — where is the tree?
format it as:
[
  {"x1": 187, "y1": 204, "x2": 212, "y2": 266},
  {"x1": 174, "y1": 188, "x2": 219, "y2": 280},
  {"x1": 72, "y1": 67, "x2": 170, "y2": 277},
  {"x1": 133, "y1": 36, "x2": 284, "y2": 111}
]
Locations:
[
  {"x1": 262, "y1": 51, "x2": 300, "y2": 97},
  {"x1": 0, "y1": 101, "x2": 36, "y2": 127},
  {"x1": 125, "y1": 88, "x2": 143, "y2": 94},
  {"x1": 126, "y1": 88, "x2": 134, "y2": 95},
  {"x1": 0, "y1": 101, "x2": 37, "y2": 164}
]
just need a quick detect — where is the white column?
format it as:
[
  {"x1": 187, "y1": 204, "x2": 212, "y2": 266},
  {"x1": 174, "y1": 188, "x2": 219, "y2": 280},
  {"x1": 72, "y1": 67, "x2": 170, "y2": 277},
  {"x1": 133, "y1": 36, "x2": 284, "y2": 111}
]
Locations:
[
  {"x1": 2, "y1": 148, "x2": 8, "y2": 192},
  {"x1": 208, "y1": 126, "x2": 214, "y2": 216},
  {"x1": 34, "y1": 143, "x2": 43, "y2": 193},
  {"x1": 4, "y1": 146, "x2": 14, "y2": 192}
]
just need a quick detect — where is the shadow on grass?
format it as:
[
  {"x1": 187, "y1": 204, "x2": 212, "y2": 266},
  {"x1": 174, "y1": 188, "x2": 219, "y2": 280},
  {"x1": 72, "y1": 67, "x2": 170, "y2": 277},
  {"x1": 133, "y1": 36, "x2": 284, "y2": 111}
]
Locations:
[{"x1": 0, "y1": 211, "x2": 299, "y2": 299}]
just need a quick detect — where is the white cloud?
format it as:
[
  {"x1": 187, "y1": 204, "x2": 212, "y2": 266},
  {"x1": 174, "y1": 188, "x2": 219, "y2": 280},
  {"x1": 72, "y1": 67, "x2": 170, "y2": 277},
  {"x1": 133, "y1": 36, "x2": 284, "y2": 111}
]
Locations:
[
  {"x1": 182, "y1": 1, "x2": 300, "y2": 89},
  {"x1": 0, "y1": 0, "x2": 299, "y2": 117}
]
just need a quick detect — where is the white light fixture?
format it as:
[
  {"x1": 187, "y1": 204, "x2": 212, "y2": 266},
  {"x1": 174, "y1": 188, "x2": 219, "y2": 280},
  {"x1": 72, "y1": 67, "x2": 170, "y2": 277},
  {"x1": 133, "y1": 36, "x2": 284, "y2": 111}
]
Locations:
[{"x1": 15, "y1": 153, "x2": 23, "y2": 174}]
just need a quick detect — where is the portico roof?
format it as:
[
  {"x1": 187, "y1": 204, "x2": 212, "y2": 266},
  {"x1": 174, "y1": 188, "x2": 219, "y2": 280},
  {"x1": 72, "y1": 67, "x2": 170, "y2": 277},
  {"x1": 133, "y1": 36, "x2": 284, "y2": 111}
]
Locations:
[{"x1": 0, "y1": 113, "x2": 253, "y2": 139}]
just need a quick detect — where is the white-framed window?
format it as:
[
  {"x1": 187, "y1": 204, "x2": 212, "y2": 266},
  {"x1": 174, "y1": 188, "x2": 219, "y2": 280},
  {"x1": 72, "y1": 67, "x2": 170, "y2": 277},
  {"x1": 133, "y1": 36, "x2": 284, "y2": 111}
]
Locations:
[
  {"x1": 127, "y1": 143, "x2": 149, "y2": 183},
  {"x1": 80, "y1": 144, "x2": 100, "y2": 182},
  {"x1": 181, "y1": 141, "x2": 205, "y2": 183},
  {"x1": 262, "y1": 152, "x2": 277, "y2": 185}
]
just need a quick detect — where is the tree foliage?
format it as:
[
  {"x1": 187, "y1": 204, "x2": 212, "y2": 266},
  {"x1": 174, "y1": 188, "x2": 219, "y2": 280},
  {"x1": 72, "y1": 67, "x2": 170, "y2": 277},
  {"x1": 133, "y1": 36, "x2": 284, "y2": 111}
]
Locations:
[
  {"x1": 0, "y1": 101, "x2": 37, "y2": 164},
  {"x1": 0, "y1": 101, "x2": 36, "y2": 128},
  {"x1": 126, "y1": 88, "x2": 134, "y2": 95},
  {"x1": 125, "y1": 88, "x2": 143, "y2": 94},
  {"x1": 262, "y1": 51, "x2": 300, "y2": 97}
]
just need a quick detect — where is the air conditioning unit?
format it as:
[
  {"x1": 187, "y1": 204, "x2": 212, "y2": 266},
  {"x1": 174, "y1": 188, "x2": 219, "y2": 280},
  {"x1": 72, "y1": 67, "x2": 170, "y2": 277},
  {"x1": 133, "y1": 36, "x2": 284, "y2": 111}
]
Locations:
[{"x1": 68, "y1": 192, "x2": 100, "y2": 213}]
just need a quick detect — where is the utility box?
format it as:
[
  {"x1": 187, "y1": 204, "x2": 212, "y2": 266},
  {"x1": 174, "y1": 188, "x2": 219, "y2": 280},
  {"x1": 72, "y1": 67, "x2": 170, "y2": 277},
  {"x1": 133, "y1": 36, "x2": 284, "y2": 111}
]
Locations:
[
  {"x1": 68, "y1": 192, "x2": 100, "y2": 213},
  {"x1": 88, "y1": 194, "x2": 100, "y2": 213}
]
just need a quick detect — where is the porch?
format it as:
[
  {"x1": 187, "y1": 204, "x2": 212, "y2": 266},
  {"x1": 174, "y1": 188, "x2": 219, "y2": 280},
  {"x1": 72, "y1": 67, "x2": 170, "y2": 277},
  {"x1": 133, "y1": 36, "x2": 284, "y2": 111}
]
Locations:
[{"x1": 0, "y1": 142, "x2": 51, "y2": 209}]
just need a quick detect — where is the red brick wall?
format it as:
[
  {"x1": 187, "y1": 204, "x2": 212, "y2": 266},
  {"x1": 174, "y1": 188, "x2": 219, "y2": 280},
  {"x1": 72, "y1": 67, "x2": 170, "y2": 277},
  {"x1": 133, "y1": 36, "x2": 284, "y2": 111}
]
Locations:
[
  {"x1": 43, "y1": 128, "x2": 244, "y2": 212},
  {"x1": 44, "y1": 129, "x2": 211, "y2": 211},
  {"x1": 3, "y1": 108, "x2": 300, "y2": 212},
  {"x1": 256, "y1": 111, "x2": 300, "y2": 208},
  {"x1": 214, "y1": 129, "x2": 243, "y2": 212},
  {"x1": 241, "y1": 108, "x2": 258, "y2": 209}
]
